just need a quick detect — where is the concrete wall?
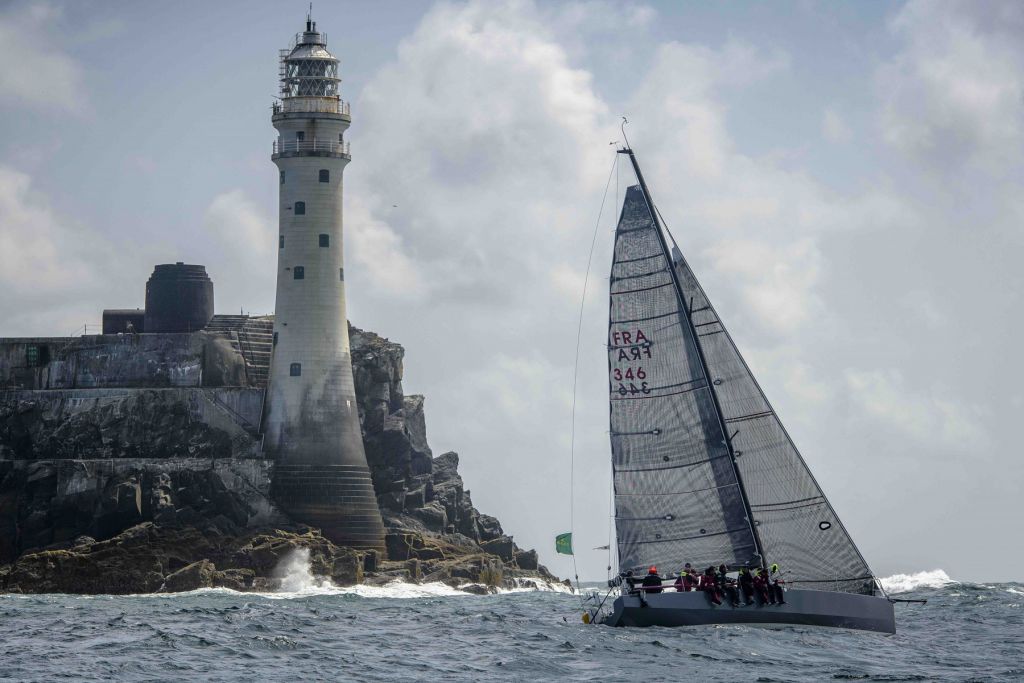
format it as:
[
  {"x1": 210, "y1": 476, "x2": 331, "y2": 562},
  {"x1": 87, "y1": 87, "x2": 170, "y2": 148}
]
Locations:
[{"x1": 0, "y1": 332, "x2": 249, "y2": 391}]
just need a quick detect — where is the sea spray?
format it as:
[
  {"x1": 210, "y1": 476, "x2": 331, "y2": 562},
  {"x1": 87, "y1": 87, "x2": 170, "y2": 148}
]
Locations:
[
  {"x1": 880, "y1": 568, "x2": 955, "y2": 593},
  {"x1": 274, "y1": 548, "x2": 333, "y2": 594}
]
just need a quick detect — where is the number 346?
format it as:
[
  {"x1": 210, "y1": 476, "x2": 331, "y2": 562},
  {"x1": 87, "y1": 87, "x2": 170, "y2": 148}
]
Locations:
[{"x1": 612, "y1": 367, "x2": 646, "y2": 381}]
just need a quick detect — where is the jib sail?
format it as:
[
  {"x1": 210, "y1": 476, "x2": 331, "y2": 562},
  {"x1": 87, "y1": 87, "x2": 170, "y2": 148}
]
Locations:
[{"x1": 670, "y1": 247, "x2": 875, "y2": 594}]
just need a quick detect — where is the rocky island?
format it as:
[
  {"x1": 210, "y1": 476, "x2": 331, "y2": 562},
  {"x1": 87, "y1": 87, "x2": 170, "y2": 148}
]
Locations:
[{"x1": 0, "y1": 322, "x2": 563, "y2": 595}]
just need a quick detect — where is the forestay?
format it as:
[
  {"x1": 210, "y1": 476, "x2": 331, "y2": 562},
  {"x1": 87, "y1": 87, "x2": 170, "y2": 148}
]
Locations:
[
  {"x1": 670, "y1": 247, "x2": 876, "y2": 594},
  {"x1": 609, "y1": 185, "x2": 761, "y2": 576}
]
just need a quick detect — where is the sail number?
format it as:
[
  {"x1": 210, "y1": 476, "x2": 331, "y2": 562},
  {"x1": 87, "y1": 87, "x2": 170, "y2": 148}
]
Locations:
[
  {"x1": 612, "y1": 367, "x2": 646, "y2": 381},
  {"x1": 617, "y1": 382, "x2": 651, "y2": 396},
  {"x1": 611, "y1": 328, "x2": 653, "y2": 396}
]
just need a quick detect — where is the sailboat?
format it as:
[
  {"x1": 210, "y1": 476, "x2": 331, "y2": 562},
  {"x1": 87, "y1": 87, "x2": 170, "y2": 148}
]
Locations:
[{"x1": 590, "y1": 147, "x2": 896, "y2": 634}]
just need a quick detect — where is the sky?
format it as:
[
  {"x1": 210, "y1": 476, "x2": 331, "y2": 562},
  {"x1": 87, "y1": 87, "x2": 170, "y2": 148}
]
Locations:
[{"x1": 1, "y1": 0, "x2": 1021, "y2": 583}]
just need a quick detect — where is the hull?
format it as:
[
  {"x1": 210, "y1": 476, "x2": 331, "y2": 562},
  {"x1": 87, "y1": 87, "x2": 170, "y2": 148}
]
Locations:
[{"x1": 605, "y1": 588, "x2": 895, "y2": 634}]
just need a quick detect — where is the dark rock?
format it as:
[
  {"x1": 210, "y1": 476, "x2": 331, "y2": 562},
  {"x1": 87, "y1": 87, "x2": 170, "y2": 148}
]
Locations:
[
  {"x1": 385, "y1": 532, "x2": 413, "y2": 561},
  {"x1": 213, "y1": 568, "x2": 254, "y2": 591},
  {"x1": 330, "y1": 549, "x2": 363, "y2": 587},
  {"x1": 162, "y1": 559, "x2": 216, "y2": 592},
  {"x1": 515, "y1": 549, "x2": 539, "y2": 571},
  {"x1": 406, "y1": 558, "x2": 421, "y2": 581},
  {"x1": 481, "y1": 536, "x2": 516, "y2": 563},
  {"x1": 477, "y1": 514, "x2": 503, "y2": 542},
  {"x1": 362, "y1": 550, "x2": 378, "y2": 573},
  {"x1": 404, "y1": 486, "x2": 426, "y2": 510},
  {"x1": 410, "y1": 501, "x2": 447, "y2": 533},
  {"x1": 458, "y1": 583, "x2": 494, "y2": 595}
]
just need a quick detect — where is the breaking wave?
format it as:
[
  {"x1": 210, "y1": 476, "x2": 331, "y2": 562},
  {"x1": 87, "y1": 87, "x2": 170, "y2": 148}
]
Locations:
[
  {"x1": 152, "y1": 548, "x2": 574, "y2": 600},
  {"x1": 880, "y1": 568, "x2": 955, "y2": 594}
]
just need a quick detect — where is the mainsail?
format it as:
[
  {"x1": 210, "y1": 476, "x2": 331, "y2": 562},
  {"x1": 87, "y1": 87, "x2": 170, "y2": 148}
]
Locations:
[
  {"x1": 609, "y1": 150, "x2": 876, "y2": 594},
  {"x1": 609, "y1": 184, "x2": 761, "y2": 575}
]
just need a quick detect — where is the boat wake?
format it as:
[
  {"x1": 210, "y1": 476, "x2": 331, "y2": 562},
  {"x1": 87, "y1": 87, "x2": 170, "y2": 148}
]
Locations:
[{"x1": 879, "y1": 569, "x2": 955, "y2": 594}]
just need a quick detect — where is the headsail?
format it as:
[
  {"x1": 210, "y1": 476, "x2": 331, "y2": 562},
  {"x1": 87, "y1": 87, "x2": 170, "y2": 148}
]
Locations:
[
  {"x1": 609, "y1": 184, "x2": 761, "y2": 575},
  {"x1": 671, "y1": 248, "x2": 876, "y2": 594}
]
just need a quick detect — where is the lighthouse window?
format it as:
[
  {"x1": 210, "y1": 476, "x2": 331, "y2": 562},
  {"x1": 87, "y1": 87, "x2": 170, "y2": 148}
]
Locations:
[
  {"x1": 289, "y1": 363, "x2": 302, "y2": 377},
  {"x1": 293, "y1": 266, "x2": 304, "y2": 280},
  {"x1": 319, "y1": 169, "x2": 329, "y2": 183},
  {"x1": 279, "y1": 235, "x2": 284, "y2": 249},
  {"x1": 338, "y1": 133, "x2": 343, "y2": 143},
  {"x1": 26, "y1": 346, "x2": 40, "y2": 367},
  {"x1": 273, "y1": 332, "x2": 278, "y2": 346},
  {"x1": 294, "y1": 201, "x2": 305, "y2": 215},
  {"x1": 295, "y1": 131, "x2": 305, "y2": 142},
  {"x1": 280, "y1": 170, "x2": 285, "y2": 185},
  {"x1": 339, "y1": 267, "x2": 344, "y2": 281},
  {"x1": 319, "y1": 234, "x2": 329, "y2": 248}
]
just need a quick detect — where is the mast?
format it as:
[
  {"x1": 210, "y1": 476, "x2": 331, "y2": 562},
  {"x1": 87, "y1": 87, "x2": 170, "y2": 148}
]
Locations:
[{"x1": 617, "y1": 147, "x2": 767, "y2": 568}]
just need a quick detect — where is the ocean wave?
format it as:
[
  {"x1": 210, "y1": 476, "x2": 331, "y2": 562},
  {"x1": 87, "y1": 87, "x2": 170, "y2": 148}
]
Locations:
[
  {"x1": 140, "y1": 578, "x2": 571, "y2": 601},
  {"x1": 136, "y1": 548, "x2": 574, "y2": 600},
  {"x1": 880, "y1": 569, "x2": 955, "y2": 594}
]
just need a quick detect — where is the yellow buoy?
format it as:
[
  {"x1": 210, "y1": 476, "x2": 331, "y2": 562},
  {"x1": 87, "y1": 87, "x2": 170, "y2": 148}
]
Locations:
[{"x1": 582, "y1": 612, "x2": 591, "y2": 624}]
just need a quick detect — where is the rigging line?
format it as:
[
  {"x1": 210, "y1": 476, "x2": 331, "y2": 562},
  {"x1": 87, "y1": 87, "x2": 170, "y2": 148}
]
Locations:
[{"x1": 569, "y1": 150, "x2": 618, "y2": 595}]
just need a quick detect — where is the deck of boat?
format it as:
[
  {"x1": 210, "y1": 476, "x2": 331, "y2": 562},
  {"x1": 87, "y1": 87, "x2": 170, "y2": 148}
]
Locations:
[{"x1": 604, "y1": 588, "x2": 895, "y2": 634}]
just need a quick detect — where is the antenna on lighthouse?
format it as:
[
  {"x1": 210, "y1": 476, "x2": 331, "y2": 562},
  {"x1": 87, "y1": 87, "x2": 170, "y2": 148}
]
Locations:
[{"x1": 306, "y1": 4, "x2": 313, "y2": 32}]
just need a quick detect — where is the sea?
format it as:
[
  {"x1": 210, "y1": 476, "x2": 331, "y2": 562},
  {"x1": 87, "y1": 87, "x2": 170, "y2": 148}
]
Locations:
[{"x1": 1, "y1": 562, "x2": 1020, "y2": 682}]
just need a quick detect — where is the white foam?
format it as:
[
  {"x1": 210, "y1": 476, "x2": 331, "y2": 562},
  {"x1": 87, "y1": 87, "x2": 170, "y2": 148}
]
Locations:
[
  {"x1": 501, "y1": 577, "x2": 575, "y2": 594},
  {"x1": 50, "y1": 549, "x2": 576, "y2": 600},
  {"x1": 880, "y1": 569, "x2": 955, "y2": 594}
]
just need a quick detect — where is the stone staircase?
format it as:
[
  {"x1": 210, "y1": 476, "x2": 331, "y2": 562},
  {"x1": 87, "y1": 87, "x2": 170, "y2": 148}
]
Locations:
[{"x1": 206, "y1": 315, "x2": 274, "y2": 388}]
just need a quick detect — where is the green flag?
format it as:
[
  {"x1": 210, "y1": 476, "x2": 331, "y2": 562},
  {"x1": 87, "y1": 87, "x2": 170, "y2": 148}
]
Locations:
[{"x1": 555, "y1": 532, "x2": 573, "y2": 555}]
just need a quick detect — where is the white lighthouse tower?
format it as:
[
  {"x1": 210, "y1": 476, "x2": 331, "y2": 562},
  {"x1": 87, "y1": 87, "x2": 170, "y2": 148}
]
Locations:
[{"x1": 265, "y1": 15, "x2": 385, "y2": 553}]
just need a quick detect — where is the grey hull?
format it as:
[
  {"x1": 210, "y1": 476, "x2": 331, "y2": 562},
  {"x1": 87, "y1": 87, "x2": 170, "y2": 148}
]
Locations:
[{"x1": 605, "y1": 588, "x2": 895, "y2": 634}]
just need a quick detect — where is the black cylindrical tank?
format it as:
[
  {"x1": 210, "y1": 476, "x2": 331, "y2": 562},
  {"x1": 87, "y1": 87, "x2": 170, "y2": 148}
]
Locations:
[{"x1": 144, "y1": 263, "x2": 214, "y2": 333}]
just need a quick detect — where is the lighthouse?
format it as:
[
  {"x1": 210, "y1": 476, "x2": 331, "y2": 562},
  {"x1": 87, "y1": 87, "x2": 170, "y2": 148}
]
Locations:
[{"x1": 264, "y1": 15, "x2": 386, "y2": 553}]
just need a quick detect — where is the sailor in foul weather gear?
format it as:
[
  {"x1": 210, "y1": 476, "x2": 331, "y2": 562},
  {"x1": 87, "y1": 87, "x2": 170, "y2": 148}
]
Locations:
[
  {"x1": 717, "y1": 564, "x2": 740, "y2": 607},
  {"x1": 738, "y1": 567, "x2": 755, "y2": 605},
  {"x1": 769, "y1": 563, "x2": 786, "y2": 604},
  {"x1": 754, "y1": 568, "x2": 774, "y2": 604},
  {"x1": 683, "y1": 565, "x2": 700, "y2": 591},
  {"x1": 641, "y1": 566, "x2": 664, "y2": 594},
  {"x1": 700, "y1": 567, "x2": 723, "y2": 605}
]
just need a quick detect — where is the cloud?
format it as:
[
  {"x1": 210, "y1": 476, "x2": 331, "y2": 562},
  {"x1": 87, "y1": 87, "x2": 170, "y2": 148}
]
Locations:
[
  {"x1": 844, "y1": 368, "x2": 989, "y2": 450},
  {"x1": 877, "y1": 0, "x2": 1024, "y2": 171},
  {"x1": 703, "y1": 238, "x2": 823, "y2": 335},
  {"x1": 0, "y1": 165, "x2": 109, "y2": 333},
  {"x1": 822, "y1": 107, "x2": 852, "y2": 143},
  {"x1": 202, "y1": 190, "x2": 276, "y2": 316},
  {"x1": 0, "y1": 3, "x2": 85, "y2": 112}
]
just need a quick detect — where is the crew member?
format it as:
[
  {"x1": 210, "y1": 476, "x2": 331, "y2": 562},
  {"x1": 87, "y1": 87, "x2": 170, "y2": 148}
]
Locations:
[
  {"x1": 683, "y1": 564, "x2": 699, "y2": 591},
  {"x1": 769, "y1": 563, "x2": 786, "y2": 604},
  {"x1": 738, "y1": 567, "x2": 755, "y2": 605},
  {"x1": 641, "y1": 566, "x2": 664, "y2": 594},
  {"x1": 717, "y1": 564, "x2": 739, "y2": 607},
  {"x1": 753, "y1": 567, "x2": 773, "y2": 604},
  {"x1": 700, "y1": 566, "x2": 722, "y2": 605}
]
